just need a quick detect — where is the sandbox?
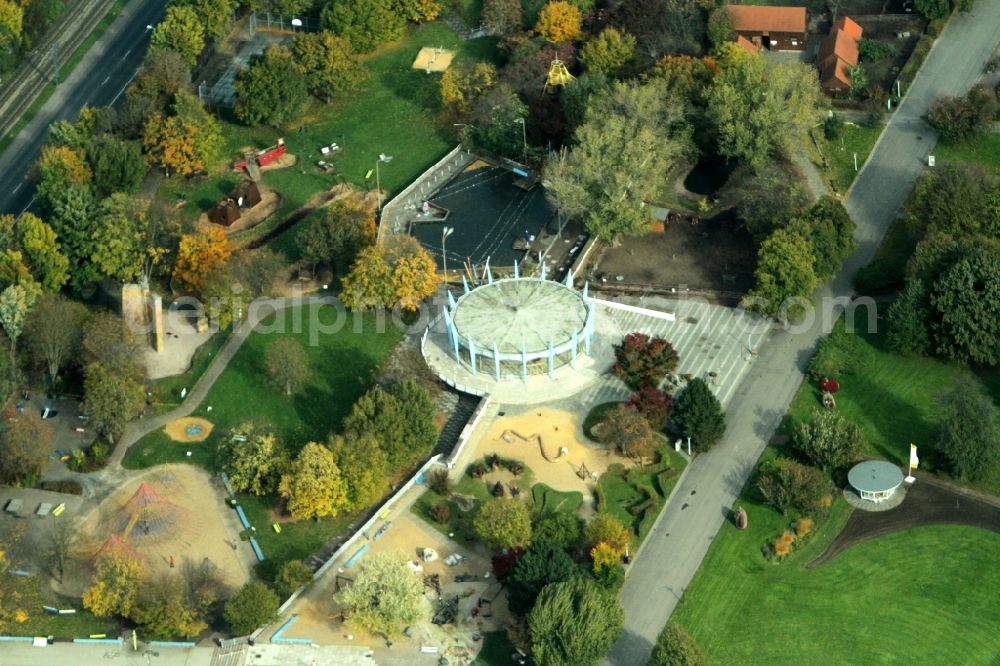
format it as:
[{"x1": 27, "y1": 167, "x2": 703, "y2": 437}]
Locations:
[
  {"x1": 64, "y1": 465, "x2": 249, "y2": 595},
  {"x1": 164, "y1": 417, "x2": 215, "y2": 442},
  {"x1": 479, "y1": 408, "x2": 615, "y2": 493}
]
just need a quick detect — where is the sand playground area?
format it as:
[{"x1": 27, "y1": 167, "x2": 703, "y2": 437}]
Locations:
[
  {"x1": 164, "y1": 417, "x2": 215, "y2": 442},
  {"x1": 280, "y1": 511, "x2": 508, "y2": 664},
  {"x1": 62, "y1": 465, "x2": 250, "y2": 596},
  {"x1": 477, "y1": 408, "x2": 616, "y2": 496}
]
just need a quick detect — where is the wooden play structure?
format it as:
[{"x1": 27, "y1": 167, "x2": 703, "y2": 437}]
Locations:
[
  {"x1": 501, "y1": 429, "x2": 566, "y2": 463},
  {"x1": 209, "y1": 180, "x2": 262, "y2": 227},
  {"x1": 232, "y1": 138, "x2": 286, "y2": 171}
]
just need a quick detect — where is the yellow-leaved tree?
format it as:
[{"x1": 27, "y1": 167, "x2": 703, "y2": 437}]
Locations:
[
  {"x1": 35, "y1": 145, "x2": 92, "y2": 188},
  {"x1": 173, "y1": 226, "x2": 232, "y2": 291},
  {"x1": 584, "y1": 513, "x2": 633, "y2": 555},
  {"x1": 0, "y1": 0, "x2": 23, "y2": 45},
  {"x1": 278, "y1": 442, "x2": 349, "y2": 519},
  {"x1": 83, "y1": 550, "x2": 145, "y2": 618},
  {"x1": 340, "y1": 235, "x2": 438, "y2": 312},
  {"x1": 534, "y1": 1, "x2": 582, "y2": 44}
]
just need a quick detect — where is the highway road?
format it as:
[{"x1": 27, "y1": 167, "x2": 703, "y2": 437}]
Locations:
[
  {"x1": 605, "y1": 4, "x2": 1000, "y2": 664},
  {"x1": 0, "y1": 0, "x2": 166, "y2": 216}
]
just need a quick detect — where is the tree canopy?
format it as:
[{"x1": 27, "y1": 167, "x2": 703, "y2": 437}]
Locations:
[
  {"x1": 320, "y1": 0, "x2": 406, "y2": 53},
  {"x1": 340, "y1": 235, "x2": 438, "y2": 312},
  {"x1": 218, "y1": 424, "x2": 290, "y2": 496},
  {"x1": 528, "y1": 577, "x2": 625, "y2": 666},
  {"x1": 506, "y1": 540, "x2": 578, "y2": 615},
  {"x1": 933, "y1": 377, "x2": 998, "y2": 481},
  {"x1": 150, "y1": 5, "x2": 204, "y2": 66},
  {"x1": 224, "y1": 581, "x2": 278, "y2": 636},
  {"x1": 265, "y1": 337, "x2": 309, "y2": 396},
  {"x1": 235, "y1": 45, "x2": 309, "y2": 126},
  {"x1": 293, "y1": 31, "x2": 366, "y2": 103},
  {"x1": 336, "y1": 551, "x2": 426, "y2": 637},
  {"x1": 794, "y1": 409, "x2": 866, "y2": 472},
  {"x1": 474, "y1": 498, "x2": 533, "y2": 551},
  {"x1": 746, "y1": 228, "x2": 818, "y2": 320},
  {"x1": 278, "y1": 441, "x2": 349, "y2": 519},
  {"x1": 649, "y1": 623, "x2": 706, "y2": 666},
  {"x1": 672, "y1": 378, "x2": 726, "y2": 452}
]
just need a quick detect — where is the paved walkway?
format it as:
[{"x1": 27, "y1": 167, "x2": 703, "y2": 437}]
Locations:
[{"x1": 605, "y1": 6, "x2": 1000, "y2": 664}]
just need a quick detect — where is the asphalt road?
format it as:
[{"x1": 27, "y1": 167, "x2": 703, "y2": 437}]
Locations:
[
  {"x1": 605, "y1": 5, "x2": 1000, "y2": 665},
  {"x1": 0, "y1": 0, "x2": 166, "y2": 216}
]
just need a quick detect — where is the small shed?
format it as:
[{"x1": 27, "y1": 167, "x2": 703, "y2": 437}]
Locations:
[
  {"x1": 848, "y1": 460, "x2": 904, "y2": 503},
  {"x1": 208, "y1": 180, "x2": 262, "y2": 227}
]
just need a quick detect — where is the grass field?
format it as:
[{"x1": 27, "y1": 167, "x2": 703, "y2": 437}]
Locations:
[
  {"x1": 674, "y1": 488, "x2": 1000, "y2": 664},
  {"x1": 782, "y1": 323, "x2": 1000, "y2": 495},
  {"x1": 823, "y1": 121, "x2": 884, "y2": 193},
  {"x1": 531, "y1": 483, "x2": 583, "y2": 514},
  {"x1": 934, "y1": 131, "x2": 1000, "y2": 174},
  {"x1": 16, "y1": 601, "x2": 121, "y2": 639},
  {"x1": 124, "y1": 304, "x2": 403, "y2": 470},
  {"x1": 149, "y1": 328, "x2": 232, "y2": 405},
  {"x1": 160, "y1": 22, "x2": 499, "y2": 234},
  {"x1": 412, "y1": 474, "x2": 494, "y2": 543}
]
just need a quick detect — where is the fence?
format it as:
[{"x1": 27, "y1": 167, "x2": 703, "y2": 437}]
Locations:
[
  {"x1": 248, "y1": 12, "x2": 321, "y2": 34},
  {"x1": 446, "y1": 395, "x2": 492, "y2": 469},
  {"x1": 377, "y1": 145, "x2": 472, "y2": 244}
]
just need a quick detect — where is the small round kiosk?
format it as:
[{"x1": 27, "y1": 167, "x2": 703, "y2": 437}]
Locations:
[{"x1": 848, "y1": 460, "x2": 904, "y2": 503}]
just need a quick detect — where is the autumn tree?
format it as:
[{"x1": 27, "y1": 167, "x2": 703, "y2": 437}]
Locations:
[
  {"x1": 0, "y1": 284, "x2": 34, "y2": 373},
  {"x1": 91, "y1": 194, "x2": 150, "y2": 283},
  {"x1": 224, "y1": 581, "x2": 278, "y2": 635},
  {"x1": 482, "y1": 0, "x2": 521, "y2": 35},
  {"x1": 649, "y1": 623, "x2": 706, "y2": 666},
  {"x1": 506, "y1": 541, "x2": 577, "y2": 615},
  {"x1": 201, "y1": 248, "x2": 284, "y2": 329},
  {"x1": 461, "y1": 85, "x2": 528, "y2": 160},
  {"x1": 131, "y1": 576, "x2": 207, "y2": 640},
  {"x1": 439, "y1": 60, "x2": 497, "y2": 114},
  {"x1": 82, "y1": 311, "x2": 145, "y2": 377},
  {"x1": 172, "y1": 0, "x2": 237, "y2": 40},
  {"x1": 583, "y1": 513, "x2": 632, "y2": 554},
  {"x1": 611, "y1": 332, "x2": 679, "y2": 389},
  {"x1": 544, "y1": 80, "x2": 693, "y2": 242},
  {"x1": 320, "y1": 0, "x2": 405, "y2": 53},
  {"x1": 340, "y1": 235, "x2": 438, "y2": 312},
  {"x1": 746, "y1": 229, "x2": 818, "y2": 320},
  {"x1": 672, "y1": 378, "x2": 726, "y2": 453},
  {"x1": 599, "y1": 403, "x2": 655, "y2": 462},
  {"x1": 474, "y1": 498, "x2": 532, "y2": 551},
  {"x1": 337, "y1": 551, "x2": 425, "y2": 636},
  {"x1": 12, "y1": 213, "x2": 69, "y2": 291},
  {"x1": 328, "y1": 432, "x2": 388, "y2": 509},
  {"x1": 293, "y1": 31, "x2": 366, "y2": 103},
  {"x1": 396, "y1": 0, "x2": 442, "y2": 22},
  {"x1": 0, "y1": 411, "x2": 51, "y2": 483},
  {"x1": 0, "y1": 0, "x2": 23, "y2": 52},
  {"x1": 923, "y1": 85, "x2": 996, "y2": 144},
  {"x1": 535, "y1": 1, "x2": 582, "y2": 43},
  {"x1": 143, "y1": 90, "x2": 222, "y2": 176},
  {"x1": 46, "y1": 519, "x2": 75, "y2": 583},
  {"x1": 173, "y1": 226, "x2": 232, "y2": 291},
  {"x1": 528, "y1": 577, "x2": 625, "y2": 666},
  {"x1": 646, "y1": 55, "x2": 718, "y2": 110},
  {"x1": 150, "y1": 5, "x2": 205, "y2": 66},
  {"x1": 756, "y1": 457, "x2": 830, "y2": 517},
  {"x1": 794, "y1": 409, "x2": 866, "y2": 472},
  {"x1": 279, "y1": 442, "x2": 349, "y2": 519},
  {"x1": 934, "y1": 377, "x2": 999, "y2": 481},
  {"x1": 83, "y1": 550, "x2": 144, "y2": 618},
  {"x1": 34, "y1": 144, "x2": 92, "y2": 190},
  {"x1": 296, "y1": 199, "x2": 376, "y2": 274},
  {"x1": 217, "y1": 424, "x2": 291, "y2": 496},
  {"x1": 121, "y1": 49, "x2": 191, "y2": 139},
  {"x1": 707, "y1": 53, "x2": 822, "y2": 168},
  {"x1": 84, "y1": 361, "x2": 146, "y2": 444},
  {"x1": 265, "y1": 337, "x2": 309, "y2": 396},
  {"x1": 579, "y1": 27, "x2": 635, "y2": 77},
  {"x1": 235, "y1": 45, "x2": 308, "y2": 126}
]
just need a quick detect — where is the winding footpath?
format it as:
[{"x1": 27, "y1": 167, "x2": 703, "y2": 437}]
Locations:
[{"x1": 606, "y1": 6, "x2": 1000, "y2": 664}]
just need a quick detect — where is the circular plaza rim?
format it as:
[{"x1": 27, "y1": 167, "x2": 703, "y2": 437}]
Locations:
[
  {"x1": 451, "y1": 278, "x2": 588, "y2": 360},
  {"x1": 848, "y1": 460, "x2": 904, "y2": 502}
]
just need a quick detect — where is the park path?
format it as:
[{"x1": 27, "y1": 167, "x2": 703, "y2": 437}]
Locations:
[
  {"x1": 605, "y1": 6, "x2": 1000, "y2": 665},
  {"x1": 103, "y1": 295, "x2": 331, "y2": 473}
]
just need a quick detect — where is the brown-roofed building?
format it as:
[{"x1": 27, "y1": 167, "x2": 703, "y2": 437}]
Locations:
[
  {"x1": 818, "y1": 16, "x2": 863, "y2": 95},
  {"x1": 729, "y1": 5, "x2": 808, "y2": 51}
]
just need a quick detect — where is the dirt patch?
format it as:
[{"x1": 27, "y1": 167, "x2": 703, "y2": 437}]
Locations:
[
  {"x1": 62, "y1": 465, "x2": 250, "y2": 596},
  {"x1": 164, "y1": 417, "x2": 215, "y2": 443},
  {"x1": 591, "y1": 210, "x2": 756, "y2": 297},
  {"x1": 809, "y1": 477, "x2": 1000, "y2": 568}
]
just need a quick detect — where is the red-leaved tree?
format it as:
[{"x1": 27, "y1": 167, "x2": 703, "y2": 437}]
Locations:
[{"x1": 612, "y1": 333, "x2": 679, "y2": 390}]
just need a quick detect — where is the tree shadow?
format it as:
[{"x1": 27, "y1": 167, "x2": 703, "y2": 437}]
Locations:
[
  {"x1": 606, "y1": 628, "x2": 655, "y2": 666},
  {"x1": 850, "y1": 373, "x2": 933, "y2": 464}
]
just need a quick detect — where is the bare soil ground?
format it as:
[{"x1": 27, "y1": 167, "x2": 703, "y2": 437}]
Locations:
[
  {"x1": 164, "y1": 417, "x2": 215, "y2": 442},
  {"x1": 61, "y1": 465, "x2": 251, "y2": 596},
  {"x1": 591, "y1": 212, "x2": 756, "y2": 296},
  {"x1": 809, "y1": 477, "x2": 1000, "y2": 567}
]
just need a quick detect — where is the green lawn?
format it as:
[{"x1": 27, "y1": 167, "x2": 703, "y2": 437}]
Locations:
[
  {"x1": 782, "y1": 323, "x2": 1000, "y2": 495},
  {"x1": 412, "y1": 474, "x2": 494, "y2": 543},
  {"x1": 17, "y1": 601, "x2": 121, "y2": 639},
  {"x1": 531, "y1": 483, "x2": 583, "y2": 514},
  {"x1": 124, "y1": 304, "x2": 403, "y2": 470},
  {"x1": 237, "y1": 492, "x2": 354, "y2": 580},
  {"x1": 823, "y1": 121, "x2": 884, "y2": 193},
  {"x1": 583, "y1": 401, "x2": 619, "y2": 442},
  {"x1": 934, "y1": 131, "x2": 1000, "y2": 175},
  {"x1": 149, "y1": 328, "x2": 232, "y2": 405},
  {"x1": 674, "y1": 489, "x2": 1000, "y2": 664},
  {"x1": 162, "y1": 22, "x2": 499, "y2": 235}
]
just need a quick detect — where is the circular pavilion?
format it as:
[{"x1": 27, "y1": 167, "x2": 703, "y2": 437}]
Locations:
[
  {"x1": 848, "y1": 460, "x2": 904, "y2": 503},
  {"x1": 441, "y1": 272, "x2": 594, "y2": 382}
]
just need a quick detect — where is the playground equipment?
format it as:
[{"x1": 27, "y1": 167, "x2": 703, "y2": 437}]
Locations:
[
  {"x1": 576, "y1": 461, "x2": 591, "y2": 480},
  {"x1": 543, "y1": 60, "x2": 575, "y2": 95},
  {"x1": 111, "y1": 483, "x2": 186, "y2": 541},
  {"x1": 500, "y1": 429, "x2": 565, "y2": 463},
  {"x1": 232, "y1": 138, "x2": 286, "y2": 171},
  {"x1": 209, "y1": 180, "x2": 262, "y2": 227}
]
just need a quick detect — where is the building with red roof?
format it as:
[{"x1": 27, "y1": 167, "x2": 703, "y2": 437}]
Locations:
[
  {"x1": 728, "y1": 5, "x2": 808, "y2": 51},
  {"x1": 818, "y1": 16, "x2": 864, "y2": 94}
]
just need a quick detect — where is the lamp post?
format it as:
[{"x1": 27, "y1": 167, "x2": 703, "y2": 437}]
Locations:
[
  {"x1": 442, "y1": 226, "x2": 454, "y2": 285},
  {"x1": 514, "y1": 118, "x2": 527, "y2": 165}
]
